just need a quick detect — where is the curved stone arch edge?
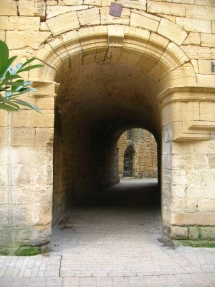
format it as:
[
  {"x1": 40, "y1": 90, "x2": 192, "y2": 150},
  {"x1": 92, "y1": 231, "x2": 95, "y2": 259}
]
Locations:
[{"x1": 30, "y1": 24, "x2": 196, "y2": 90}]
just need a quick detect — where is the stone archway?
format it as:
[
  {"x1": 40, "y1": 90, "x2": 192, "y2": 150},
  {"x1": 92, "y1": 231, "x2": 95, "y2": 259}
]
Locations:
[
  {"x1": 30, "y1": 22, "x2": 192, "y2": 238},
  {"x1": 1, "y1": 2, "x2": 215, "y2": 254}
]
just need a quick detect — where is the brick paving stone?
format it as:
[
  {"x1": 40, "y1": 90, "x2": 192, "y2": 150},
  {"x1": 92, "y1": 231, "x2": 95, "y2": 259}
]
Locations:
[
  {"x1": 44, "y1": 270, "x2": 59, "y2": 277},
  {"x1": 145, "y1": 275, "x2": 162, "y2": 283},
  {"x1": 112, "y1": 276, "x2": 129, "y2": 285},
  {"x1": 12, "y1": 277, "x2": 29, "y2": 285},
  {"x1": 97, "y1": 276, "x2": 113, "y2": 285},
  {"x1": 162, "y1": 284, "x2": 182, "y2": 287},
  {"x1": 180, "y1": 282, "x2": 199, "y2": 287},
  {"x1": 28, "y1": 277, "x2": 46, "y2": 285},
  {"x1": 159, "y1": 274, "x2": 177, "y2": 283},
  {"x1": 0, "y1": 277, "x2": 13, "y2": 285},
  {"x1": 146, "y1": 284, "x2": 166, "y2": 287},
  {"x1": 79, "y1": 277, "x2": 96, "y2": 285},
  {"x1": 23, "y1": 269, "x2": 33, "y2": 277},
  {"x1": 175, "y1": 274, "x2": 194, "y2": 282},
  {"x1": 46, "y1": 277, "x2": 63, "y2": 285},
  {"x1": 63, "y1": 277, "x2": 79, "y2": 285},
  {"x1": 130, "y1": 284, "x2": 147, "y2": 287}
]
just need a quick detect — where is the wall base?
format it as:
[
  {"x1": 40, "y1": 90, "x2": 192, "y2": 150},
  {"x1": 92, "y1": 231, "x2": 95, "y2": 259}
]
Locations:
[
  {"x1": 0, "y1": 243, "x2": 50, "y2": 256},
  {"x1": 163, "y1": 222, "x2": 215, "y2": 247}
]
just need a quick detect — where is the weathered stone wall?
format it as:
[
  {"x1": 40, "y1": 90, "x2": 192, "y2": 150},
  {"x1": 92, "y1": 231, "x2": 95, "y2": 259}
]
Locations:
[
  {"x1": 53, "y1": 91, "x2": 120, "y2": 226},
  {"x1": 117, "y1": 129, "x2": 157, "y2": 178},
  {"x1": 0, "y1": 0, "x2": 215, "y2": 253},
  {"x1": 0, "y1": 82, "x2": 55, "y2": 254}
]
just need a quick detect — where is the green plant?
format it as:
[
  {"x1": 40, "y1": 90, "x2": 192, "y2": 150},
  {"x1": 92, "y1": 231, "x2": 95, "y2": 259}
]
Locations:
[{"x1": 0, "y1": 40, "x2": 43, "y2": 112}]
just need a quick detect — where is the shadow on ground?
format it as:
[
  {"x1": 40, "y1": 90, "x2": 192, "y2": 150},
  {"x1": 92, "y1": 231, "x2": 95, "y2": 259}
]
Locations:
[{"x1": 79, "y1": 179, "x2": 160, "y2": 210}]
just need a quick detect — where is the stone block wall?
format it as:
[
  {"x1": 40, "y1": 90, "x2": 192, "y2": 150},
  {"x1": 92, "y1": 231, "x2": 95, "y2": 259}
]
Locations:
[{"x1": 0, "y1": 82, "x2": 55, "y2": 254}]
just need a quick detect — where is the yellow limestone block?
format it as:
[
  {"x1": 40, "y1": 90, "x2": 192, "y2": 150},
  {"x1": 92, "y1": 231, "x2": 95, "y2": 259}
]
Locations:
[
  {"x1": 6, "y1": 31, "x2": 51, "y2": 49},
  {"x1": 176, "y1": 17, "x2": 211, "y2": 33},
  {"x1": 77, "y1": 7, "x2": 101, "y2": 26},
  {"x1": 183, "y1": 32, "x2": 200, "y2": 45},
  {"x1": 58, "y1": 0, "x2": 83, "y2": 5},
  {"x1": 186, "y1": 4, "x2": 215, "y2": 21},
  {"x1": 18, "y1": 0, "x2": 46, "y2": 19},
  {"x1": 47, "y1": 6, "x2": 74, "y2": 19},
  {"x1": 101, "y1": 7, "x2": 130, "y2": 25},
  {"x1": 130, "y1": 11, "x2": 160, "y2": 32},
  {"x1": 0, "y1": 16, "x2": 40, "y2": 31},
  {"x1": 46, "y1": 11, "x2": 80, "y2": 36},
  {"x1": 158, "y1": 18, "x2": 187, "y2": 46},
  {"x1": 201, "y1": 33, "x2": 215, "y2": 48},
  {"x1": 0, "y1": 0, "x2": 17, "y2": 16},
  {"x1": 148, "y1": 1, "x2": 185, "y2": 17}
]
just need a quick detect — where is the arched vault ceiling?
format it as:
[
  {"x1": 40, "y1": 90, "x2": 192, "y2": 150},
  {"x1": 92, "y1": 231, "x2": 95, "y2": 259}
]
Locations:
[{"x1": 57, "y1": 62, "x2": 161, "y2": 140}]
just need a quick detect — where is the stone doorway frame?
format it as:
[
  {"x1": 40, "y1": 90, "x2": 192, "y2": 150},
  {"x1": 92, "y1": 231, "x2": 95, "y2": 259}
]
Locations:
[{"x1": 31, "y1": 23, "x2": 215, "y2": 245}]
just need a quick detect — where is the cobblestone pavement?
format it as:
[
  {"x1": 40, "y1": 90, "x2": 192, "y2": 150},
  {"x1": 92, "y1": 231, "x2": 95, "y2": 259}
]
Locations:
[{"x1": 1, "y1": 179, "x2": 215, "y2": 287}]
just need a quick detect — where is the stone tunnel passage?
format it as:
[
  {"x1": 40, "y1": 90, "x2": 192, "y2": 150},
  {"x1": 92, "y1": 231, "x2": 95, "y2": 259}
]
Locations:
[{"x1": 53, "y1": 62, "x2": 161, "y2": 226}]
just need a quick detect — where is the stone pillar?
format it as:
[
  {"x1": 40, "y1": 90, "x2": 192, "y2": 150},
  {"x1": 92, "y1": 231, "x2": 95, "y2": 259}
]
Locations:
[
  {"x1": 160, "y1": 87, "x2": 215, "y2": 246},
  {"x1": 0, "y1": 81, "x2": 57, "y2": 255}
]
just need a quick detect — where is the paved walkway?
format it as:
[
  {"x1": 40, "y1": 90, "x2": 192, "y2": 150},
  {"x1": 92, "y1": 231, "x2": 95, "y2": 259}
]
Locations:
[{"x1": 1, "y1": 179, "x2": 215, "y2": 287}]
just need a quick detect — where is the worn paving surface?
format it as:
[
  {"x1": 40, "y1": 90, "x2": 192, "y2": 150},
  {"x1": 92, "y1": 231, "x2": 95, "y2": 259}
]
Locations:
[{"x1": 0, "y1": 179, "x2": 215, "y2": 286}]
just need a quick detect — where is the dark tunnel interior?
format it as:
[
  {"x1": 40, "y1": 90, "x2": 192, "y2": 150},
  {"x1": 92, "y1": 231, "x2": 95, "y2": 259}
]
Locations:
[{"x1": 52, "y1": 62, "x2": 162, "y2": 225}]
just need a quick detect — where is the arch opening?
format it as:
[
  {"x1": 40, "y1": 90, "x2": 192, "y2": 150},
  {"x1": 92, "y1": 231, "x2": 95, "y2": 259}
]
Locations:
[
  {"x1": 117, "y1": 129, "x2": 158, "y2": 180},
  {"x1": 52, "y1": 59, "x2": 162, "y2": 225},
  {"x1": 123, "y1": 146, "x2": 134, "y2": 178}
]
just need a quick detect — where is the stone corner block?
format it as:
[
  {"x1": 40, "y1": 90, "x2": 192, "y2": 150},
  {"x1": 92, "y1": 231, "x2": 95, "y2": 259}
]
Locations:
[
  {"x1": 188, "y1": 226, "x2": 200, "y2": 240},
  {"x1": 170, "y1": 226, "x2": 188, "y2": 239},
  {"x1": 200, "y1": 226, "x2": 215, "y2": 240}
]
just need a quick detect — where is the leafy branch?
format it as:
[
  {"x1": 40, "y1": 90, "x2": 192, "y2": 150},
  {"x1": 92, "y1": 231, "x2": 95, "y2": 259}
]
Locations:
[{"x1": 0, "y1": 40, "x2": 43, "y2": 112}]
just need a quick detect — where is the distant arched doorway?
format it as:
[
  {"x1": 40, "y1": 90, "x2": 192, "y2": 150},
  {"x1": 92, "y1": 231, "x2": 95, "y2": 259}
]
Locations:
[{"x1": 123, "y1": 146, "x2": 134, "y2": 177}]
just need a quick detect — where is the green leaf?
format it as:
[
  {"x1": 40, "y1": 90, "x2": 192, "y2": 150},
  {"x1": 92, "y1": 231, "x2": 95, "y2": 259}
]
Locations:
[
  {"x1": 0, "y1": 94, "x2": 6, "y2": 101},
  {"x1": 3, "y1": 99, "x2": 20, "y2": 109},
  {"x1": 0, "y1": 56, "x2": 17, "y2": 79},
  {"x1": 0, "y1": 41, "x2": 42, "y2": 113},
  {"x1": 15, "y1": 99, "x2": 41, "y2": 113},
  {"x1": 0, "y1": 75, "x2": 23, "y2": 87},
  {"x1": 4, "y1": 80, "x2": 25, "y2": 87},
  {"x1": 22, "y1": 80, "x2": 32, "y2": 86},
  {"x1": 17, "y1": 64, "x2": 44, "y2": 73},
  {"x1": 14, "y1": 87, "x2": 37, "y2": 95},
  {"x1": 18, "y1": 57, "x2": 37, "y2": 68},
  {"x1": 0, "y1": 102, "x2": 19, "y2": 112},
  {"x1": 0, "y1": 40, "x2": 9, "y2": 75}
]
